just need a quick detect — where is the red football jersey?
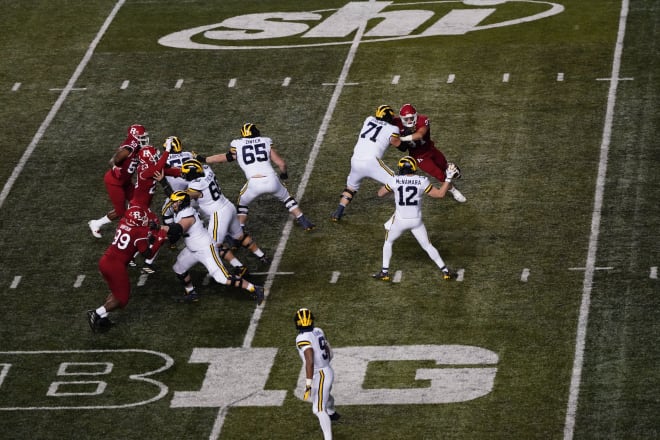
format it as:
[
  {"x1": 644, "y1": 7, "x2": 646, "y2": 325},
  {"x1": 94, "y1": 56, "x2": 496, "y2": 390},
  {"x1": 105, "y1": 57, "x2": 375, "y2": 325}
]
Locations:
[{"x1": 394, "y1": 114, "x2": 436, "y2": 152}]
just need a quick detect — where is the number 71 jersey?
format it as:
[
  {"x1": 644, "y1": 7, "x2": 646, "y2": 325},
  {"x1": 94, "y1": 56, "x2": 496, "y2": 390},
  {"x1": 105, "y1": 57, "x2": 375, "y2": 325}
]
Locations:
[
  {"x1": 296, "y1": 327, "x2": 332, "y2": 370},
  {"x1": 352, "y1": 115, "x2": 400, "y2": 160}
]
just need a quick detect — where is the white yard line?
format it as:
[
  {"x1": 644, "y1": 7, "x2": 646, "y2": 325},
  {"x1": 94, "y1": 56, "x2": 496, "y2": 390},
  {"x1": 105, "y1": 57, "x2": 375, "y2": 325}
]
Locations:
[
  {"x1": 0, "y1": 0, "x2": 126, "y2": 209},
  {"x1": 563, "y1": 1, "x2": 629, "y2": 438}
]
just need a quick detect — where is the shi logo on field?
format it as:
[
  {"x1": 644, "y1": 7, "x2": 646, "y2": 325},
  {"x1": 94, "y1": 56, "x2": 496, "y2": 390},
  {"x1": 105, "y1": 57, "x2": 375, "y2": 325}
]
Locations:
[{"x1": 159, "y1": 1, "x2": 564, "y2": 50}]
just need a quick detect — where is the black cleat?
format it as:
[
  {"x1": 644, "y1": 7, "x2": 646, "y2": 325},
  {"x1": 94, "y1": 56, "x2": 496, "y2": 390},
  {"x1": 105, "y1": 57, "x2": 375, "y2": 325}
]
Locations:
[
  {"x1": 258, "y1": 255, "x2": 271, "y2": 265},
  {"x1": 251, "y1": 286, "x2": 265, "y2": 305},
  {"x1": 329, "y1": 412, "x2": 341, "y2": 421},
  {"x1": 372, "y1": 270, "x2": 391, "y2": 282},
  {"x1": 175, "y1": 290, "x2": 199, "y2": 303},
  {"x1": 87, "y1": 310, "x2": 113, "y2": 333},
  {"x1": 297, "y1": 215, "x2": 315, "y2": 231}
]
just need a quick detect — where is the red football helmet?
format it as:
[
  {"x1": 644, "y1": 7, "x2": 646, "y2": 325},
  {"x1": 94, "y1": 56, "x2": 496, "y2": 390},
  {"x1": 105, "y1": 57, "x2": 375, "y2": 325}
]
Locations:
[
  {"x1": 128, "y1": 124, "x2": 150, "y2": 147},
  {"x1": 399, "y1": 104, "x2": 418, "y2": 129},
  {"x1": 138, "y1": 145, "x2": 159, "y2": 166},
  {"x1": 124, "y1": 206, "x2": 150, "y2": 227}
]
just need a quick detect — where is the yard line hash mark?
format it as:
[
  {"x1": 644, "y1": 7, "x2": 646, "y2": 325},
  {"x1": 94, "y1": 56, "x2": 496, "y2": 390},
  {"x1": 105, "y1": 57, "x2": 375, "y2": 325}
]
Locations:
[
  {"x1": 74, "y1": 275, "x2": 85, "y2": 288},
  {"x1": 121, "y1": 80, "x2": 130, "y2": 90},
  {"x1": 174, "y1": 79, "x2": 184, "y2": 89},
  {"x1": 330, "y1": 271, "x2": 340, "y2": 283},
  {"x1": 282, "y1": 77, "x2": 291, "y2": 87},
  {"x1": 650, "y1": 266, "x2": 658, "y2": 279},
  {"x1": 392, "y1": 75, "x2": 400, "y2": 84},
  {"x1": 447, "y1": 74, "x2": 455, "y2": 83},
  {"x1": 228, "y1": 78, "x2": 237, "y2": 88},
  {"x1": 392, "y1": 270, "x2": 403, "y2": 283},
  {"x1": 12, "y1": 83, "x2": 21, "y2": 91},
  {"x1": 521, "y1": 268, "x2": 530, "y2": 282},
  {"x1": 10, "y1": 276, "x2": 21, "y2": 289}
]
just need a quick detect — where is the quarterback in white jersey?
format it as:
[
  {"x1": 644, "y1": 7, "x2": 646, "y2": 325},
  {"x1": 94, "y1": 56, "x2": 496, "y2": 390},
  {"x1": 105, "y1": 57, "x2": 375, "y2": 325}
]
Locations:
[
  {"x1": 372, "y1": 156, "x2": 461, "y2": 282},
  {"x1": 179, "y1": 159, "x2": 271, "y2": 268},
  {"x1": 294, "y1": 308, "x2": 339, "y2": 440},
  {"x1": 202, "y1": 123, "x2": 315, "y2": 231},
  {"x1": 331, "y1": 105, "x2": 403, "y2": 222},
  {"x1": 165, "y1": 191, "x2": 264, "y2": 304}
]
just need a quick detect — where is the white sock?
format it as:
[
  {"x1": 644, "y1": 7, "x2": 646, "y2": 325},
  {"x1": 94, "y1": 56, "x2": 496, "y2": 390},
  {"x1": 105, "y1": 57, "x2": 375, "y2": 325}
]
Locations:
[{"x1": 95, "y1": 306, "x2": 108, "y2": 318}]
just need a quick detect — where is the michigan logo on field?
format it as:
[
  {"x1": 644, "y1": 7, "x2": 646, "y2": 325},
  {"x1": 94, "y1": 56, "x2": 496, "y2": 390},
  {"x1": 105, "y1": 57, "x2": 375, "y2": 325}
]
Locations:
[{"x1": 159, "y1": 0, "x2": 565, "y2": 50}]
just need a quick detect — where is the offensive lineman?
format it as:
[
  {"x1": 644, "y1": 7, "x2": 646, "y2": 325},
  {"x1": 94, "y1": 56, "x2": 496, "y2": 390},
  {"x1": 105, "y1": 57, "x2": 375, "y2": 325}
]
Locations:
[
  {"x1": 197, "y1": 123, "x2": 315, "y2": 231},
  {"x1": 331, "y1": 105, "x2": 402, "y2": 221},
  {"x1": 372, "y1": 156, "x2": 460, "y2": 282},
  {"x1": 295, "y1": 308, "x2": 340, "y2": 440},
  {"x1": 165, "y1": 191, "x2": 264, "y2": 304}
]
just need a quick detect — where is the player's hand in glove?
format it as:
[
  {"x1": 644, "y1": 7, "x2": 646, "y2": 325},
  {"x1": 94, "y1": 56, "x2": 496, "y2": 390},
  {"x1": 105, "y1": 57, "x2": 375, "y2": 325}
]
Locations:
[
  {"x1": 445, "y1": 162, "x2": 462, "y2": 182},
  {"x1": 279, "y1": 171, "x2": 288, "y2": 180},
  {"x1": 163, "y1": 137, "x2": 173, "y2": 152},
  {"x1": 303, "y1": 378, "x2": 312, "y2": 400}
]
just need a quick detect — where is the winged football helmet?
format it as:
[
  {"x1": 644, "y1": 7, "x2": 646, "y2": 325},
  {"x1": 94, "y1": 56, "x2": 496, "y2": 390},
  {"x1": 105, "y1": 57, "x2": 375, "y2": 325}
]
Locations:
[
  {"x1": 168, "y1": 191, "x2": 191, "y2": 211},
  {"x1": 163, "y1": 136, "x2": 183, "y2": 153},
  {"x1": 241, "y1": 123, "x2": 261, "y2": 138},
  {"x1": 294, "y1": 308, "x2": 314, "y2": 330},
  {"x1": 398, "y1": 156, "x2": 418, "y2": 175},
  {"x1": 399, "y1": 104, "x2": 418, "y2": 129},
  {"x1": 180, "y1": 159, "x2": 205, "y2": 181},
  {"x1": 375, "y1": 105, "x2": 395, "y2": 123},
  {"x1": 123, "y1": 206, "x2": 150, "y2": 227},
  {"x1": 128, "y1": 124, "x2": 150, "y2": 147}
]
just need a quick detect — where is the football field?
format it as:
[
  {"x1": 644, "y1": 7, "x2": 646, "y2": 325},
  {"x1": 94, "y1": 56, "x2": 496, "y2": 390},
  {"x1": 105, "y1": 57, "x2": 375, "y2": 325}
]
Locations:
[{"x1": 0, "y1": 1, "x2": 658, "y2": 439}]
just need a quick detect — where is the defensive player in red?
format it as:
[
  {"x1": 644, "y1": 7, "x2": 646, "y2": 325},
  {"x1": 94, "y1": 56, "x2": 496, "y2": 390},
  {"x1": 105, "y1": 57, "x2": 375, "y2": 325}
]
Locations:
[
  {"x1": 129, "y1": 138, "x2": 181, "y2": 274},
  {"x1": 87, "y1": 206, "x2": 168, "y2": 332},
  {"x1": 394, "y1": 104, "x2": 466, "y2": 203},
  {"x1": 88, "y1": 124, "x2": 150, "y2": 238}
]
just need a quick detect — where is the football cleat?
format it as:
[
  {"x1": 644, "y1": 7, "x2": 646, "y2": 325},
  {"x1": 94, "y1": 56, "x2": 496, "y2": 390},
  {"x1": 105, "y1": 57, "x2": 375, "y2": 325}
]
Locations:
[
  {"x1": 175, "y1": 290, "x2": 199, "y2": 303},
  {"x1": 297, "y1": 215, "x2": 315, "y2": 231},
  {"x1": 329, "y1": 412, "x2": 341, "y2": 422},
  {"x1": 88, "y1": 220, "x2": 102, "y2": 238},
  {"x1": 141, "y1": 263, "x2": 156, "y2": 274},
  {"x1": 251, "y1": 286, "x2": 265, "y2": 305},
  {"x1": 87, "y1": 310, "x2": 113, "y2": 333},
  {"x1": 330, "y1": 207, "x2": 344, "y2": 222},
  {"x1": 448, "y1": 187, "x2": 467, "y2": 203},
  {"x1": 442, "y1": 269, "x2": 457, "y2": 280},
  {"x1": 258, "y1": 255, "x2": 271, "y2": 265},
  {"x1": 128, "y1": 259, "x2": 137, "y2": 268},
  {"x1": 372, "y1": 271, "x2": 391, "y2": 281}
]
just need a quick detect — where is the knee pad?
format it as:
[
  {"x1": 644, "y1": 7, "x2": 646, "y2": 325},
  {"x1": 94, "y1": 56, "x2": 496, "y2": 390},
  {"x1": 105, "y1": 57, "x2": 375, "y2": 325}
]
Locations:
[{"x1": 341, "y1": 188, "x2": 356, "y2": 202}]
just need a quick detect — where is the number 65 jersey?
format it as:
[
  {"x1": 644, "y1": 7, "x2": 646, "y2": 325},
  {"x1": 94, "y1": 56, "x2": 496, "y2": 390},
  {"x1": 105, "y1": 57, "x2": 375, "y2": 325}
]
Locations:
[{"x1": 296, "y1": 327, "x2": 333, "y2": 370}]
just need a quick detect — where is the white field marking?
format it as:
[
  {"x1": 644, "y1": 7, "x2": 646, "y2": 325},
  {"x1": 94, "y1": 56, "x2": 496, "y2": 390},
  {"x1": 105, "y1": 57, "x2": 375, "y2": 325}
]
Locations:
[
  {"x1": 174, "y1": 79, "x2": 184, "y2": 89},
  {"x1": 502, "y1": 72, "x2": 510, "y2": 82},
  {"x1": 228, "y1": 78, "x2": 237, "y2": 88},
  {"x1": 282, "y1": 77, "x2": 291, "y2": 86},
  {"x1": 447, "y1": 73, "x2": 455, "y2": 83},
  {"x1": 0, "y1": 349, "x2": 173, "y2": 410},
  {"x1": 564, "y1": 1, "x2": 629, "y2": 439},
  {"x1": 330, "y1": 271, "x2": 340, "y2": 283},
  {"x1": 120, "y1": 80, "x2": 130, "y2": 89},
  {"x1": 0, "y1": 364, "x2": 10, "y2": 388},
  {"x1": 392, "y1": 270, "x2": 403, "y2": 283},
  {"x1": 568, "y1": 266, "x2": 613, "y2": 271},
  {"x1": 322, "y1": 82, "x2": 359, "y2": 86},
  {"x1": 0, "y1": 0, "x2": 125, "y2": 210},
  {"x1": 521, "y1": 268, "x2": 530, "y2": 282},
  {"x1": 650, "y1": 266, "x2": 658, "y2": 279},
  {"x1": 49, "y1": 87, "x2": 86, "y2": 91},
  {"x1": 456, "y1": 268, "x2": 464, "y2": 282},
  {"x1": 10, "y1": 276, "x2": 21, "y2": 289},
  {"x1": 11, "y1": 82, "x2": 21, "y2": 91},
  {"x1": 557, "y1": 72, "x2": 564, "y2": 81},
  {"x1": 596, "y1": 77, "x2": 633, "y2": 81},
  {"x1": 73, "y1": 275, "x2": 85, "y2": 288},
  {"x1": 137, "y1": 274, "x2": 149, "y2": 286},
  {"x1": 392, "y1": 75, "x2": 400, "y2": 84}
]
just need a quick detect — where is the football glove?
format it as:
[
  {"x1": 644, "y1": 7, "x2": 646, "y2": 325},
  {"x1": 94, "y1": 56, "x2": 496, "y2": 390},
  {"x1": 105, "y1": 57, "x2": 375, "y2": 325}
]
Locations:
[
  {"x1": 164, "y1": 137, "x2": 173, "y2": 152},
  {"x1": 303, "y1": 385, "x2": 312, "y2": 401},
  {"x1": 279, "y1": 171, "x2": 288, "y2": 180},
  {"x1": 445, "y1": 162, "x2": 462, "y2": 181}
]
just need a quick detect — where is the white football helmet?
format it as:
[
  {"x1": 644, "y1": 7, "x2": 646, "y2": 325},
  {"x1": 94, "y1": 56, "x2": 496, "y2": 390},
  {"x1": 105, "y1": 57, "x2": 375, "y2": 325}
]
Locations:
[
  {"x1": 128, "y1": 124, "x2": 150, "y2": 147},
  {"x1": 399, "y1": 103, "x2": 418, "y2": 129}
]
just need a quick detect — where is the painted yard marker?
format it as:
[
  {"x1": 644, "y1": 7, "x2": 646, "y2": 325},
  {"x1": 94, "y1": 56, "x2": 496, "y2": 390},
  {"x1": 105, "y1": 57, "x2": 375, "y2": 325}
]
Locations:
[
  {"x1": 392, "y1": 270, "x2": 403, "y2": 283},
  {"x1": 282, "y1": 77, "x2": 291, "y2": 87},
  {"x1": 11, "y1": 82, "x2": 21, "y2": 91},
  {"x1": 10, "y1": 276, "x2": 21, "y2": 289},
  {"x1": 650, "y1": 266, "x2": 658, "y2": 279},
  {"x1": 521, "y1": 268, "x2": 530, "y2": 282},
  {"x1": 137, "y1": 274, "x2": 149, "y2": 286},
  {"x1": 456, "y1": 268, "x2": 465, "y2": 282},
  {"x1": 392, "y1": 75, "x2": 400, "y2": 84},
  {"x1": 447, "y1": 73, "x2": 455, "y2": 83},
  {"x1": 502, "y1": 73, "x2": 510, "y2": 82},
  {"x1": 74, "y1": 275, "x2": 85, "y2": 288},
  {"x1": 174, "y1": 79, "x2": 184, "y2": 89},
  {"x1": 120, "y1": 80, "x2": 130, "y2": 90},
  {"x1": 228, "y1": 78, "x2": 237, "y2": 88},
  {"x1": 557, "y1": 72, "x2": 565, "y2": 81},
  {"x1": 330, "y1": 271, "x2": 340, "y2": 283}
]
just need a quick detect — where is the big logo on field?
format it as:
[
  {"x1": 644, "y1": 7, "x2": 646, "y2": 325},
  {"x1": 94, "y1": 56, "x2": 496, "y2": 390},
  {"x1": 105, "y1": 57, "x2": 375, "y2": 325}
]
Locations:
[{"x1": 158, "y1": 1, "x2": 564, "y2": 50}]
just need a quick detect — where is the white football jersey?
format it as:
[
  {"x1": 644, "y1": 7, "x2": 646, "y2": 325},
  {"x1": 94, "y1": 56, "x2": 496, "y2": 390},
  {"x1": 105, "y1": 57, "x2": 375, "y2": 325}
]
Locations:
[
  {"x1": 230, "y1": 136, "x2": 277, "y2": 179},
  {"x1": 173, "y1": 205, "x2": 210, "y2": 252},
  {"x1": 296, "y1": 327, "x2": 332, "y2": 370},
  {"x1": 351, "y1": 116, "x2": 400, "y2": 160},
  {"x1": 385, "y1": 174, "x2": 433, "y2": 219},
  {"x1": 186, "y1": 165, "x2": 231, "y2": 217}
]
